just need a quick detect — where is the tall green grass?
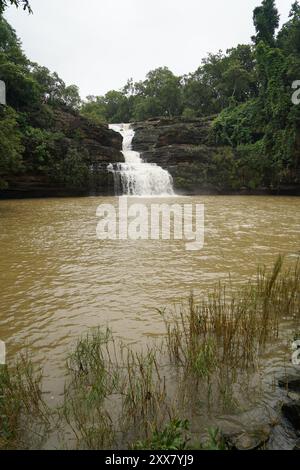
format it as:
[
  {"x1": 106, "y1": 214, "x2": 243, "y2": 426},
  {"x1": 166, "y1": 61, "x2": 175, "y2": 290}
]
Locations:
[
  {"x1": 163, "y1": 256, "x2": 299, "y2": 372},
  {"x1": 0, "y1": 354, "x2": 51, "y2": 449}
]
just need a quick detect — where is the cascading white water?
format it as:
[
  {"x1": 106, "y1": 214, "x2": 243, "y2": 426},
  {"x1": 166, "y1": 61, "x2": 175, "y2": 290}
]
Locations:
[{"x1": 108, "y1": 123, "x2": 174, "y2": 196}]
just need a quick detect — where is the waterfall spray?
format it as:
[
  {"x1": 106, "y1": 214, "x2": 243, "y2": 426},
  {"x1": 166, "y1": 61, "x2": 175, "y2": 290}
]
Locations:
[{"x1": 108, "y1": 124, "x2": 174, "y2": 196}]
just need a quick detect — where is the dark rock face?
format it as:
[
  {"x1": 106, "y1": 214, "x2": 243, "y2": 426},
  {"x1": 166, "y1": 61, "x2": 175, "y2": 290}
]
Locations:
[
  {"x1": 294, "y1": 438, "x2": 300, "y2": 450},
  {"x1": 132, "y1": 117, "x2": 214, "y2": 167},
  {"x1": 279, "y1": 377, "x2": 300, "y2": 395},
  {"x1": 132, "y1": 116, "x2": 237, "y2": 195},
  {"x1": 132, "y1": 116, "x2": 214, "y2": 151},
  {"x1": 282, "y1": 402, "x2": 300, "y2": 432},
  {"x1": 0, "y1": 109, "x2": 124, "y2": 199},
  {"x1": 132, "y1": 117, "x2": 300, "y2": 195},
  {"x1": 222, "y1": 426, "x2": 271, "y2": 450},
  {"x1": 51, "y1": 109, "x2": 123, "y2": 164},
  {"x1": 3, "y1": 170, "x2": 117, "y2": 198}
]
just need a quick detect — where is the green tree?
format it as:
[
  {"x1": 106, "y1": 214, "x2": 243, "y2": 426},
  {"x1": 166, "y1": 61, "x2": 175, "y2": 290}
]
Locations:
[
  {"x1": 103, "y1": 90, "x2": 130, "y2": 122},
  {"x1": 63, "y1": 85, "x2": 81, "y2": 110},
  {"x1": 29, "y1": 65, "x2": 81, "y2": 110},
  {"x1": 182, "y1": 47, "x2": 257, "y2": 117},
  {"x1": 0, "y1": 60, "x2": 40, "y2": 110},
  {"x1": 133, "y1": 67, "x2": 182, "y2": 119},
  {"x1": 212, "y1": 0, "x2": 300, "y2": 191},
  {"x1": 0, "y1": 16, "x2": 27, "y2": 64},
  {"x1": 53, "y1": 147, "x2": 89, "y2": 189},
  {"x1": 277, "y1": 1, "x2": 300, "y2": 53},
  {"x1": 81, "y1": 95, "x2": 107, "y2": 124},
  {"x1": 0, "y1": 0, "x2": 31, "y2": 14},
  {"x1": 0, "y1": 106, "x2": 23, "y2": 188},
  {"x1": 252, "y1": 0, "x2": 280, "y2": 45},
  {"x1": 0, "y1": 15, "x2": 40, "y2": 110}
]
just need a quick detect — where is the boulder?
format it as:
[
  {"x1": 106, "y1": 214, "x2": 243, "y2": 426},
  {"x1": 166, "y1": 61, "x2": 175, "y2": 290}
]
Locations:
[
  {"x1": 223, "y1": 425, "x2": 271, "y2": 451},
  {"x1": 281, "y1": 401, "x2": 300, "y2": 431},
  {"x1": 279, "y1": 377, "x2": 300, "y2": 395},
  {"x1": 294, "y1": 438, "x2": 300, "y2": 450}
]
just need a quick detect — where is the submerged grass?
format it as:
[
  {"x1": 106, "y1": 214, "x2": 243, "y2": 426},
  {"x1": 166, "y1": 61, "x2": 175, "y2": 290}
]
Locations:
[
  {"x1": 1, "y1": 257, "x2": 300, "y2": 449},
  {"x1": 121, "y1": 348, "x2": 170, "y2": 435},
  {"x1": 0, "y1": 354, "x2": 51, "y2": 450},
  {"x1": 162, "y1": 256, "x2": 299, "y2": 374},
  {"x1": 63, "y1": 327, "x2": 120, "y2": 449}
]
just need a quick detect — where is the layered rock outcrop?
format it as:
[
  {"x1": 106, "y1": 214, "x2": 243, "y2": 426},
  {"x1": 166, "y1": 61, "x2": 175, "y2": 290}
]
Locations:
[
  {"x1": 51, "y1": 109, "x2": 123, "y2": 165},
  {"x1": 132, "y1": 116, "x2": 236, "y2": 195},
  {"x1": 132, "y1": 117, "x2": 300, "y2": 195},
  {"x1": 1, "y1": 109, "x2": 124, "y2": 198}
]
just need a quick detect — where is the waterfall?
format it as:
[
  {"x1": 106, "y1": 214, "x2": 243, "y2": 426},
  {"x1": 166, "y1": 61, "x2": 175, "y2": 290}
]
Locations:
[{"x1": 108, "y1": 123, "x2": 174, "y2": 196}]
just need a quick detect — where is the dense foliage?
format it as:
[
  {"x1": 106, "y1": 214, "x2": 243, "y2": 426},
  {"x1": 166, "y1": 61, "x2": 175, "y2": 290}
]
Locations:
[
  {"x1": 0, "y1": 8, "x2": 88, "y2": 189},
  {"x1": 80, "y1": 0, "x2": 300, "y2": 191},
  {"x1": 213, "y1": 1, "x2": 300, "y2": 189},
  {"x1": 0, "y1": 0, "x2": 299, "y2": 192},
  {"x1": 81, "y1": 48, "x2": 258, "y2": 124}
]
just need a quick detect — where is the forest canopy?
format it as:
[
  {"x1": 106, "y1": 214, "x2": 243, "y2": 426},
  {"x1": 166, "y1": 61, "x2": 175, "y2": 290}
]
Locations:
[
  {"x1": 80, "y1": 0, "x2": 300, "y2": 190},
  {"x1": 0, "y1": 0, "x2": 300, "y2": 192},
  {"x1": 80, "y1": 1, "x2": 300, "y2": 125}
]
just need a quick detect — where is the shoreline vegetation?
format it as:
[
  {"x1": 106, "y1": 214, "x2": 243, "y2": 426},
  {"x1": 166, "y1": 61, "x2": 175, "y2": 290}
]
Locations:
[
  {"x1": 1, "y1": 0, "x2": 300, "y2": 197},
  {"x1": 1, "y1": 257, "x2": 300, "y2": 450}
]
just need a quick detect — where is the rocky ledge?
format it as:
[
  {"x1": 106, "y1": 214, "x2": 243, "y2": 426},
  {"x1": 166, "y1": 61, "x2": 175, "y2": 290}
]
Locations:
[
  {"x1": 51, "y1": 109, "x2": 123, "y2": 165},
  {"x1": 132, "y1": 117, "x2": 300, "y2": 195},
  {"x1": 0, "y1": 108, "x2": 124, "y2": 199}
]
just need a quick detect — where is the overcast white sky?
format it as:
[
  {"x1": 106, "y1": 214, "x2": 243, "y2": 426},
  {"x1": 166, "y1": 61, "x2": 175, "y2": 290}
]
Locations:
[{"x1": 5, "y1": 0, "x2": 291, "y2": 99}]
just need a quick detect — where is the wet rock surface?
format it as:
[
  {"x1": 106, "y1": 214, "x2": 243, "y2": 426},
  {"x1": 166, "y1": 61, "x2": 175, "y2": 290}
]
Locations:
[
  {"x1": 294, "y1": 438, "x2": 300, "y2": 450},
  {"x1": 51, "y1": 109, "x2": 123, "y2": 164},
  {"x1": 132, "y1": 117, "x2": 214, "y2": 152},
  {"x1": 0, "y1": 109, "x2": 124, "y2": 198},
  {"x1": 223, "y1": 425, "x2": 271, "y2": 450},
  {"x1": 279, "y1": 377, "x2": 300, "y2": 395},
  {"x1": 132, "y1": 117, "x2": 223, "y2": 195},
  {"x1": 281, "y1": 402, "x2": 300, "y2": 432},
  {"x1": 132, "y1": 117, "x2": 300, "y2": 195}
]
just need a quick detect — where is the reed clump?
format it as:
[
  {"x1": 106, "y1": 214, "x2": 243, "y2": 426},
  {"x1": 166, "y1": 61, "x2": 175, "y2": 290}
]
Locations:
[
  {"x1": 162, "y1": 256, "x2": 300, "y2": 375},
  {"x1": 63, "y1": 330, "x2": 174, "y2": 449},
  {"x1": 63, "y1": 327, "x2": 120, "y2": 449},
  {"x1": 119, "y1": 345, "x2": 178, "y2": 445},
  {"x1": 0, "y1": 354, "x2": 51, "y2": 450}
]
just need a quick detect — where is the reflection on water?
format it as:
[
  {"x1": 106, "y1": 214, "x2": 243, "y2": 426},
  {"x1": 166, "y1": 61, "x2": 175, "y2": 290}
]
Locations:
[{"x1": 0, "y1": 196, "x2": 299, "y2": 400}]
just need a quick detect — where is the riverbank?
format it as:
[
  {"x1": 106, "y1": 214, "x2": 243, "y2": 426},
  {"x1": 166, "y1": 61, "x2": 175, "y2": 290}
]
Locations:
[
  {"x1": 1, "y1": 257, "x2": 299, "y2": 450},
  {"x1": 1, "y1": 182, "x2": 299, "y2": 199}
]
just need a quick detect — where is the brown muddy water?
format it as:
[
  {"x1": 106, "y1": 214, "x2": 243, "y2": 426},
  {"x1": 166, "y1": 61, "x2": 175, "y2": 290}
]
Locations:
[{"x1": 0, "y1": 195, "x2": 300, "y2": 449}]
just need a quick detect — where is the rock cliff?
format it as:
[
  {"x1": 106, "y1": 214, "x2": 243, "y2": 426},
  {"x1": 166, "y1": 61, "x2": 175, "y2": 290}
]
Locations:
[
  {"x1": 132, "y1": 116, "x2": 234, "y2": 194},
  {"x1": 0, "y1": 108, "x2": 124, "y2": 198},
  {"x1": 132, "y1": 117, "x2": 300, "y2": 195}
]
